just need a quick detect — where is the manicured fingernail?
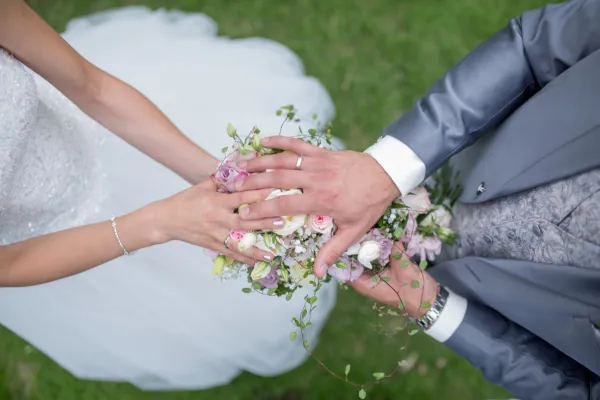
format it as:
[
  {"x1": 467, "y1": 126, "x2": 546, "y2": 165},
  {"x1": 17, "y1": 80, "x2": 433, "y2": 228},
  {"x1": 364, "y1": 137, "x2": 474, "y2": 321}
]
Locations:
[
  {"x1": 239, "y1": 205, "x2": 250, "y2": 217},
  {"x1": 261, "y1": 137, "x2": 270, "y2": 145},
  {"x1": 273, "y1": 219, "x2": 284, "y2": 227},
  {"x1": 263, "y1": 254, "x2": 273, "y2": 261},
  {"x1": 237, "y1": 161, "x2": 247, "y2": 169},
  {"x1": 318, "y1": 264, "x2": 328, "y2": 276}
]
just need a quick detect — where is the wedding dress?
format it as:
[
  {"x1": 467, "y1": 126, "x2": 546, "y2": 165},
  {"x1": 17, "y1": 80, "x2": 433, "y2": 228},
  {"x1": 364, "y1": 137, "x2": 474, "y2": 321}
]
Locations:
[{"x1": 0, "y1": 7, "x2": 338, "y2": 390}]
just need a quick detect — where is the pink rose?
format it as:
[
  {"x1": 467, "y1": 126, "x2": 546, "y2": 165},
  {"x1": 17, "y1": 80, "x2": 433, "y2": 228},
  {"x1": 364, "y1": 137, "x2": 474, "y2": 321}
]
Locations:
[
  {"x1": 401, "y1": 186, "x2": 432, "y2": 214},
  {"x1": 406, "y1": 234, "x2": 442, "y2": 262},
  {"x1": 309, "y1": 215, "x2": 334, "y2": 234},
  {"x1": 229, "y1": 230, "x2": 246, "y2": 241}
]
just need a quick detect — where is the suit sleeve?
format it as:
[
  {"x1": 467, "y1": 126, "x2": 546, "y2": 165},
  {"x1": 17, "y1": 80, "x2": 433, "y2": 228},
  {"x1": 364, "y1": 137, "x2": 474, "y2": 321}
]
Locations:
[
  {"x1": 368, "y1": 0, "x2": 600, "y2": 193},
  {"x1": 442, "y1": 299, "x2": 597, "y2": 400}
]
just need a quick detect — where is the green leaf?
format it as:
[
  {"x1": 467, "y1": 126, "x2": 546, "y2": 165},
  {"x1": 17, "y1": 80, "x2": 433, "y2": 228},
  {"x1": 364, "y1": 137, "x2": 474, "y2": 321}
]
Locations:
[
  {"x1": 307, "y1": 296, "x2": 317, "y2": 305},
  {"x1": 221, "y1": 146, "x2": 228, "y2": 153},
  {"x1": 419, "y1": 260, "x2": 428, "y2": 270},
  {"x1": 312, "y1": 113, "x2": 318, "y2": 120},
  {"x1": 303, "y1": 341, "x2": 310, "y2": 349},
  {"x1": 358, "y1": 389, "x2": 367, "y2": 399},
  {"x1": 411, "y1": 280, "x2": 420, "y2": 289},
  {"x1": 370, "y1": 276, "x2": 379, "y2": 283},
  {"x1": 372, "y1": 372, "x2": 385, "y2": 379},
  {"x1": 281, "y1": 105, "x2": 294, "y2": 111},
  {"x1": 421, "y1": 301, "x2": 431, "y2": 309},
  {"x1": 398, "y1": 360, "x2": 408, "y2": 367},
  {"x1": 400, "y1": 260, "x2": 410, "y2": 268},
  {"x1": 276, "y1": 110, "x2": 282, "y2": 116},
  {"x1": 267, "y1": 288, "x2": 276, "y2": 296},
  {"x1": 308, "y1": 128, "x2": 317, "y2": 136},
  {"x1": 408, "y1": 329, "x2": 419, "y2": 336},
  {"x1": 301, "y1": 309, "x2": 307, "y2": 318},
  {"x1": 392, "y1": 252, "x2": 402, "y2": 260},
  {"x1": 393, "y1": 227, "x2": 403, "y2": 239},
  {"x1": 289, "y1": 331, "x2": 297, "y2": 341},
  {"x1": 382, "y1": 277, "x2": 391, "y2": 283},
  {"x1": 397, "y1": 300, "x2": 405, "y2": 311},
  {"x1": 252, "y1": 282, "x2": 263, "y2": 290},
  {"x1": 285, "y1": 292, "x2": 293, "y2": 301},
  {"x1": 345, "y1": 364, "x2": 351, "y2": 376},
  {"x1": 241, "y1": 288, "x2": 252, "y2": 293}
]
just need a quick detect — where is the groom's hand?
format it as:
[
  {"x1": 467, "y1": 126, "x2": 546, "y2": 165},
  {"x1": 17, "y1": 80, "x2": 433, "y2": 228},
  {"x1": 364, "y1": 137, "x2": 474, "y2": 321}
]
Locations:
[
  {"x1": 350, "y1": 243, "x2": 439, "y2": 318},
  {"x1": 235, "y1": 136, "x2": 400, "y2": 277}
]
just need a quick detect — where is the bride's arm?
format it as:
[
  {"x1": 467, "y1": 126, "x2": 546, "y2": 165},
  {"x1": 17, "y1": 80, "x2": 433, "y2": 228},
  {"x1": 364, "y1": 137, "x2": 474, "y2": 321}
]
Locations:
[
  {"x1": 0, "y1": 182, "x2": 277, "y2": 287},
  {"x1": 0, "y1": 0, "x2": 217, "y2": 184}
]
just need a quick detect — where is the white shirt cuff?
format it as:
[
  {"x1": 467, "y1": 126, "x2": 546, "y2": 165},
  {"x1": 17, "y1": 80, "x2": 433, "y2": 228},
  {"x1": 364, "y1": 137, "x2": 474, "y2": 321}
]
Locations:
[
  {"x1": 364, "y1": 136, "x2": 426, "y2": 196},
  {"x1": 425, "y1": 289, "x2": 468, "y2": 343}
]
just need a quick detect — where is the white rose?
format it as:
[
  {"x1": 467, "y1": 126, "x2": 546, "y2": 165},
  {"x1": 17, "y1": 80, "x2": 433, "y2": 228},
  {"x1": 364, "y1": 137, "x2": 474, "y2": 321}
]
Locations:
[
  {"x1": 344, "y1": 242, "x2": 361, "y2": 256},
  {"x1": 357, "y1": 241, "x2": 381, "y2": 269},
  {"x1": 401, "y1": 186, "x2": 432, "y2": 214},
  {"x1": 251, "y1": 261, "x2": 271, "y2": 280},
  {"x1": 266, "y1": 189, "x2": 306, "y2": 236},
  {"x1": 238, "y1": 232, "x2": 257, "y2": 251},
  {"x1": 422, "y1": 206, "x2": 452, "y2": 228},
  {"x1": 289, "y1": 263, "x2": 316, "y2": 287}
]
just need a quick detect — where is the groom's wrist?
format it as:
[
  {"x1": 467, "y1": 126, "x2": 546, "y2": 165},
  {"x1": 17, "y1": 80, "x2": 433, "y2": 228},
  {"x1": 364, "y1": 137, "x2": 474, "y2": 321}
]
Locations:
[{"x1": 364, "y1": 136, "x2": 426, "y2": 197}]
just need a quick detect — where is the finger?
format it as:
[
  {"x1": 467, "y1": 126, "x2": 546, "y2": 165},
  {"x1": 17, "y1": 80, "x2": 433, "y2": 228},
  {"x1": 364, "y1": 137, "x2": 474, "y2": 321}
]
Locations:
[
  {"x1": 261, "y1": 136, "x2": 327, "y2": 156},
  {"x1": 221, "y1": 248, "x2": 256, "y2": 265},
  {"x1": 224, "y1": 235, "x2": 274, "y2": 263},
  {"x1": 230, "y1": 215, "x2": 286, "y2": 231},
  {"x1": 238, "y1": 194, "x2": 316, "y2": 220},
  {"x1": 198, "y1": 177, "x2": 218, "y2": 191},
  {"x1": 314, "y1": 228, "x2": 362, "y2": 278},
  {"x1": 225, "y1": 188, "x2": 274, "y2": 209},
  {"x1": 245, "y1": 153, "x2": 320, "y2": 173},
  {"x1": 236, "y1": 170, "x2": 314, "y2": 192}
]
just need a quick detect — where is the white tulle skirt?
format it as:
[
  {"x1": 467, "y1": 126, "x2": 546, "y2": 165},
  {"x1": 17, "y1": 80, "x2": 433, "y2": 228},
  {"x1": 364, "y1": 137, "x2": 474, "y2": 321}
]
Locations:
[{"x1": 0, "y1": 7, "x2": 338, "y2": 390}]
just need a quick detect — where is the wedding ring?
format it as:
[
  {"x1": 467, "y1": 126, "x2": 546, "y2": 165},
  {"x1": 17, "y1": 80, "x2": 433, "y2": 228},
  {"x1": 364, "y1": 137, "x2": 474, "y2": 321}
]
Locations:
[
  {"x1": 295, "y1": 154, "x2": 303, "y2": 170},
  {"x1": 223, "y1": 234, "x2": 232, "y2": 250}
]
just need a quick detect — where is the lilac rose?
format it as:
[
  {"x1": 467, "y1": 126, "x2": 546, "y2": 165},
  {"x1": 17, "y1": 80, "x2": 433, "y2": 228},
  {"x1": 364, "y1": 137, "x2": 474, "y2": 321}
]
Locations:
[
  {"x1": 258, "y1": 267, "x2": 280, "y2": 288},
  {"x1": 213, "y1": 159, "x2": 248, "y2": 193},
  {"x1": 327, "y1": 257, "x2": 364, "y2": 282}
]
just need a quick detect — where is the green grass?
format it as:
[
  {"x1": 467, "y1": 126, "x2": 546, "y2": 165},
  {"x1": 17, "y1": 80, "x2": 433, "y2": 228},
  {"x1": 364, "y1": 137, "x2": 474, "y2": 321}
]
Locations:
[{"x1": 3, "y1": 0, "x2": 548, "y2": 399}]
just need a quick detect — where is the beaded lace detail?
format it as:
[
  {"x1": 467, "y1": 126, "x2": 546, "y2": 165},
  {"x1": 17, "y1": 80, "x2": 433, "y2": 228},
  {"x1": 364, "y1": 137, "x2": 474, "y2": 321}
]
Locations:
[{"x1": 0, "y1": 49, "x2": 106, "y2": 244}]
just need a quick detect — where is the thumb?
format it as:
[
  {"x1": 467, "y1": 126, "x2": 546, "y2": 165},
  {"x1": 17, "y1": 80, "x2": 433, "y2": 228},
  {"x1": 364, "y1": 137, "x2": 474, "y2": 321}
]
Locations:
[
  {"x1": 314, "y1": 228, "x2": 359, "y2": 278},
  {"x1": 199, "y1": 177, "x2": 218, "y2": 191}
]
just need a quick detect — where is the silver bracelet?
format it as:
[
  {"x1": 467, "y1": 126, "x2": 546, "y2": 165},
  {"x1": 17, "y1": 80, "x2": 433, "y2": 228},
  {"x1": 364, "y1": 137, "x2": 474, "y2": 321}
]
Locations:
[{"x1": 110, "y1": 216, "x2": 132, "y2": 256}]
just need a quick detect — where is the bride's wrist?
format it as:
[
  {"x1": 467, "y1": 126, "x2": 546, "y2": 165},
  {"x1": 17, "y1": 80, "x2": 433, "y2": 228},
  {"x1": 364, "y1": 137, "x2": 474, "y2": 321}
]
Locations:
[{"x1": 134, "y1": 202, "x2": 173, "y2": 246}]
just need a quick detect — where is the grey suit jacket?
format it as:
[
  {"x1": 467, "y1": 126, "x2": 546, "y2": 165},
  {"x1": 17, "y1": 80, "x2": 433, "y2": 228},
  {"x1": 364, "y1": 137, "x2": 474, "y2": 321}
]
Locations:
[{"x1": 382, "y1": 0, "x2": 600, "y2": 398}]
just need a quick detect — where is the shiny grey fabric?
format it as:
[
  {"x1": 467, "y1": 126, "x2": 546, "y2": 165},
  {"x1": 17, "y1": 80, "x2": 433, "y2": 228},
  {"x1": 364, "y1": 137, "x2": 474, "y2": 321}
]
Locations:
[
  {"x1": 383, "y1": 1, "x2": 600, "y2": 399},
  {"x1": 383, "y1": 0, "x2": 600, "y2": 177}
]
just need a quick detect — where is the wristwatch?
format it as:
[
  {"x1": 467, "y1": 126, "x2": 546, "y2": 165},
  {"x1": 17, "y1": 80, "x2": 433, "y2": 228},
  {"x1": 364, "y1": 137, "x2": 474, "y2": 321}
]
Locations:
[{"x1": 415, "y1": 286, "x2": 449, "y2": 330}]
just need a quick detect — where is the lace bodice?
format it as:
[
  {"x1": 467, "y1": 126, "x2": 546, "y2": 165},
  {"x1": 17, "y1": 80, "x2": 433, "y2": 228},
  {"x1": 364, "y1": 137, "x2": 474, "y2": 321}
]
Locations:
[{"x1": 0, "y1": 49, "x2": 105, "y2": 244}]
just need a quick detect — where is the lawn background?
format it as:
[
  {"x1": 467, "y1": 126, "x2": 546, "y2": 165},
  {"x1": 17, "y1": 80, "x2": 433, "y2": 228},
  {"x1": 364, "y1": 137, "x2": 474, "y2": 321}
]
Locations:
[{"x1": 2, "y1": 0, "x2": 548, "y2": 399}]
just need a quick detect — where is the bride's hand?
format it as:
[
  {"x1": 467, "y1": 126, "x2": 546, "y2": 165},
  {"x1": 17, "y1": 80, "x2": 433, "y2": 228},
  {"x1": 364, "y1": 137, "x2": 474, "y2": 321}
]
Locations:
[{"x1": 147, "y1": 180, "x2": 280, "y2": 264}]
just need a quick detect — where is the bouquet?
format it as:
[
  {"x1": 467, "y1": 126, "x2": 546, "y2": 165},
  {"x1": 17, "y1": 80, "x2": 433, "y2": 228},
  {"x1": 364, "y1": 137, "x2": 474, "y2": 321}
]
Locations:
[{"x1": 210, "y1": 106, "x2": 460, "y2": 397}]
